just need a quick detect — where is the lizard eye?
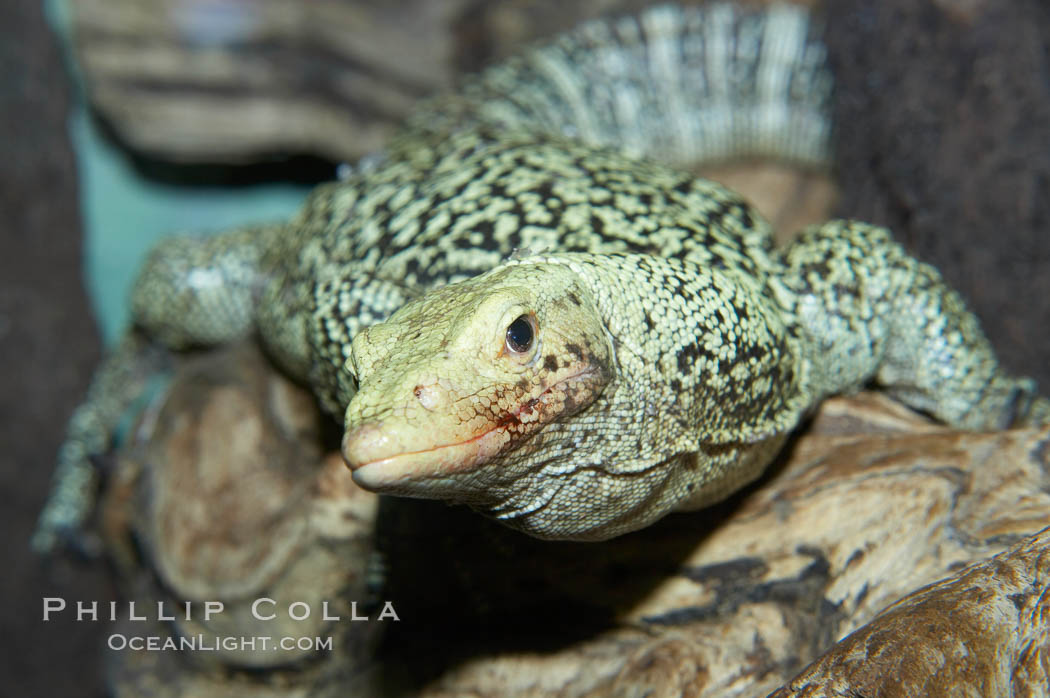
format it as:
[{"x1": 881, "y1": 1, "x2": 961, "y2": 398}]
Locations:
[{"x1": 505, "y1": 314, "x2": 534, "y2": 354}]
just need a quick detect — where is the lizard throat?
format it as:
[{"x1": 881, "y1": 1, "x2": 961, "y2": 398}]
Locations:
[{"x1": 344, "y1": 368, "x2": 602, "y2": 492}]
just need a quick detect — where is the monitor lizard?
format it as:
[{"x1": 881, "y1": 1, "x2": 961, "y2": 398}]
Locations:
[{"x1": 35, "y1": 2, "x2": 1049, "y2": 550}]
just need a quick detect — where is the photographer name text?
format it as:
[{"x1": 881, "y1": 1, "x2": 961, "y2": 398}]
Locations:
[{"x1": 42, "y1": 597, "x2": 399, "y2": 623}]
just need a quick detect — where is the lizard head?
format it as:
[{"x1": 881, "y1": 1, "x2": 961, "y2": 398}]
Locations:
[{"x1": 342, "y1": 259, "x2": 615, "y2": 507}]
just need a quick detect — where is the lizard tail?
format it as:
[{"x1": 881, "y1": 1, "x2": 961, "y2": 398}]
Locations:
[{"x1": 419, "y1": 2, "x2": 832, "y2": 170}]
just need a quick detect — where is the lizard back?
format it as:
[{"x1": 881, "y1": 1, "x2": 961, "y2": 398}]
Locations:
[{"x1": 259, "y1": 3, "x2": 832, "y2": 411}]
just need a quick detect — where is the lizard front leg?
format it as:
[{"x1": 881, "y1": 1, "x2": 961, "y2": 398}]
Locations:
[
  {"x1": 779, "y1": 220, "x2": 1048, "y2": 429},
  {"x1": 34, "y1": 225, "x2": 278, "y2": 553}
]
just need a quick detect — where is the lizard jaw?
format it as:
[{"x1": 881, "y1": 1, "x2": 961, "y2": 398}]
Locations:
[
  {"x1": 343, "y1": 368, "x2": 602, "y2": 492},
  {"x1": 346, "y1": 421, "x2": 512, "y2": 491}
]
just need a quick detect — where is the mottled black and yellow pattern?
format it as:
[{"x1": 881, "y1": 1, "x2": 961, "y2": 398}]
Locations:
[
  {"x1": 269, "y1": 125, "x2": 780, "y2": 417},
  {"x1": 35, "y1": 3, "x2": 1047, "y2": 549}
]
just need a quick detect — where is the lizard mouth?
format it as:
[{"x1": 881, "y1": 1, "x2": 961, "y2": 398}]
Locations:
[
  {"x1": 344, "y1": 369, "x2": 599, "y2": 492},
  {"x1": 347, "y1": 421, "x2": 512, "y2": 491}
]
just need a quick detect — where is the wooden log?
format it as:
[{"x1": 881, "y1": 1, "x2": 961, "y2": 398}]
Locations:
[
  {"x1": 773, "y1": 527, "x2": 1050, "y2": 697},
  {"x1": 70, "y1": 0, "x2": 469, "y2": 163}
]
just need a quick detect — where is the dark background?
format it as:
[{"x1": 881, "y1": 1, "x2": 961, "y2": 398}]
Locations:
[
  {"x1": 1, "y1": 3, "x2": 109, "y2": 697},
  {"x1": 2, "y1": 1, "x2": 1047, "y2": 695}
]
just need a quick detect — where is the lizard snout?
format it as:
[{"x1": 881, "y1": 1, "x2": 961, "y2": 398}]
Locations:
[{"x1": 341, "y1": 422, "x2": 392, "y2": 472}]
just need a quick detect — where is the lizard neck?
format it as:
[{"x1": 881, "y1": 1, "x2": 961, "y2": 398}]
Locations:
[{"x1": 512, "y1": 253, "x2": 815, "y2": 448}]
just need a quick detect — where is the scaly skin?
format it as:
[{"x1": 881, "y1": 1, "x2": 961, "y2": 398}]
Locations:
[
  {"x1": 339, "y1": 231, "x2": 1045, "y2": 541},
  {"x1": 35, "y1": 3, "x2": 1048, "y2": 550},
  {"x1": 343, "y1": 252, "x2": 809, "y2": 540}
]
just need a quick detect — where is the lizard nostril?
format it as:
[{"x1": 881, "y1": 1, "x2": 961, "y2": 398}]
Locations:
[{"x1": 413, "y1": 383, "x2": 441, "y2": 410}]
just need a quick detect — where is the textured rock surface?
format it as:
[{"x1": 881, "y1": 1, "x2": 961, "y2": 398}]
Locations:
[{"x1": 101, "y1": 343, "x2": 1050, "y2": 696}]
